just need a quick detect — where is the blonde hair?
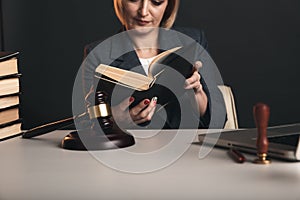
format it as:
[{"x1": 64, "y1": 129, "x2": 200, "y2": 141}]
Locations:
[{"x1": 113, "y1": 0, "x2": 180, "y2": 29}]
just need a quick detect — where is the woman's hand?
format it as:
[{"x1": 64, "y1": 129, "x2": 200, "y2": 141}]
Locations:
[
  {"x1": 184, "y1": 61, "x2": 208, "y2": 116},
  {"x1": 111, "y1": 96, "x2": 157, "y2": 128}
]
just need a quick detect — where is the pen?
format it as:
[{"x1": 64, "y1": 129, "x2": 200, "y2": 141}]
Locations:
[{"x1": 228, "y1": 148, "x2": 246, "y2": 163}]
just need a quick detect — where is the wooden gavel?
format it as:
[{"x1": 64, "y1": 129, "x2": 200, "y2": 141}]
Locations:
[{"x1": 23, "y1": 91, "x2": 135, "y2": 150}]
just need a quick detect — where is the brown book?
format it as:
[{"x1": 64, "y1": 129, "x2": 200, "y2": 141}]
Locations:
[
  {"x1": 96, "y1": 47, "x2": 182, "y2": 91},
  {"x1": 95, "y1": 44, "x2": 196, "y2": 107},
  {"x1": 0, "y1": 105, "x2": 19, "y2": 126},
  {"x1": 0, "y1": 93, "x2": 19, "y2": 110},
  {"x1": 0, "y1": 75, "x2": 20, "y2": 96},
  {"x1": 0, "y1": 52, "x2": 19, "y2": 77},
  {"x1": 0, "y1": 120, "x2": 22, "y2": 141}
]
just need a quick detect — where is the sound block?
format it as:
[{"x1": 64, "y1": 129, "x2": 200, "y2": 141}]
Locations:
[{"x1": 61, "y1": 128, "x2": 135, "y2": 150}]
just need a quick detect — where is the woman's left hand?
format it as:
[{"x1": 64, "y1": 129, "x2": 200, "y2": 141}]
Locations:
[
  {"x1": 184, "y1": 61, "x2": 208, "y2": 116},
  {"x1": 184, "y1": 61, "x2": 203, "y2": 93}
]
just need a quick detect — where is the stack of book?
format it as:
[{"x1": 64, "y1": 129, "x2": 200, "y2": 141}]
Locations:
[{"x1": 0, "y1": 52, "x2": 22, "y2": 141}]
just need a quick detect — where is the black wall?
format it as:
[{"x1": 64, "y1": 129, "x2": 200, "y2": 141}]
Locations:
[{"x1": 2, "y1": 0, "x2": 300, "y2": 129}]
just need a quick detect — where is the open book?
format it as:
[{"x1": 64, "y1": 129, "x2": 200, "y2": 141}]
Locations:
[{"x1": 95, "y1": 44, "x2": 197, "y2": 107}]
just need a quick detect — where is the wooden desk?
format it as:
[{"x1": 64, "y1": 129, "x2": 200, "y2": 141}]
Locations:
[{"x1": 0, "y1": 130, "x2": 300, "y2": 200}]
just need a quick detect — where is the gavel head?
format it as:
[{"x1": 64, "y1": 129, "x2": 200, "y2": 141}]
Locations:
[{"x1": 87, "y1": 91, "x2": 113, "y2": 130}]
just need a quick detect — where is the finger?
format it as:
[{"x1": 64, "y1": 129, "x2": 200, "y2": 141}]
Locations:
[
  {"x1": 146, "y1": 96, "x2": 157, "y2": 115},
  {"x1": 193, "y1": 83, "x2": 203, "y2": 93},
  {"x1": 147, "y1": 102, "x2": 157, "y2": 118},
  {"x1": 185, "y1": 71, "x2": 200, "y2": 86},
  {"x1": 134, "y1": 97, "x2": 157, "y2": 124},
  {"x1": 130, "y1": 98, "x2": 151, "y2": 116},
  {"x1": 185, "y1": 81, "x2": 202, "y2": 90},
  {"x1": 118, "y1": 96, "x2": 135, "y2": 111},
  {"x1": 194, "y1": 61, "x2": 203, "y2": 70},
  {"x1": 135, "y1": 110, "x2": 154, "y2": 124},
  {"x1": 136, "y1": 97, "x2": 157, "y2": 119},
  {"x1": 135, "y1": 105, "x2": 156, "y2": 124}
]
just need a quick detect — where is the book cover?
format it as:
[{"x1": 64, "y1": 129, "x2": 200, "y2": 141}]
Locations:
[
  {"x1": 0, "y1": 51, "x2": 19, "y2": 62},
  {"x1": 0, "y1": 57, "x2": 19, "y2": 78},
  {"x1": 0, "y1": 74, "x2": 20, "y2": 96},
  {"x1": 0, "y1": 93, "x2": 19, "y2": 110},
  {"x1": 0, "y1": 52, "x2": 19, "y2": 77},
  {"x1": 0, "y1": 105, "x2": 19, "y2": 126},
  {"x1": 95, "y1": 44, "x2": 197, "y2": 108},
  {"x1": 0, "y1": 119, "x2": 21, "y2": 129},
  {"x1": 0, "y1": 119, "x2": 22, "y2": 141},
  {"x1": 0, "y1": 73, "x2": 21, "y2": 80}
]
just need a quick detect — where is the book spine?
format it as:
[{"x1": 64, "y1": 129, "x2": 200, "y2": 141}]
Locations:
[
  {"x1": 0, "y1": 105, "x2": 19, "y2": 126},
  {"x1": 0, "y1": 104, "x2": 19, "y2": 112},
  {"x1": 0, "y1": 132, "x2": 22, "y2": 142},
  {"x1": 0, "y1": 73, "x2": 21, "y2": 80},
  {"x1": 0, "y1": 92, "x2": 20, "y2": 98},
  {"x1": 0, "y1": 52, "x2": 19, "y2": 62},
  {"x1": 0, "y1": 119, "x2": 22, "y2": 129}
]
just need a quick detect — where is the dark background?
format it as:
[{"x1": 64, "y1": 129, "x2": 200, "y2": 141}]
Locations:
[{"x1": 2, "y1": 0, "x2": 300, "y2": 129}]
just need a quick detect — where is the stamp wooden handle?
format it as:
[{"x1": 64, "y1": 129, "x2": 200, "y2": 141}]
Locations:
[{"x1": 253, "y1": 103, "x2": 270, "y2": 154}]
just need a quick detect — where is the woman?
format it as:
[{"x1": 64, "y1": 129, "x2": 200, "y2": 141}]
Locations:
[{"x1": 83, "y1": 0, "x2": 226, "y2": 129}]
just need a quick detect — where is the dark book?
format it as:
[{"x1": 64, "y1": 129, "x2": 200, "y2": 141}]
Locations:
[
  {"x1": 0, "y1": 119, "x2": 22, "y2": 141},
  {"x1": 0, "y1": 51, "x2": 19, "y2": 77},
  {"x1": 95, "y1": 44, "x2": 197, "y2": 107}
]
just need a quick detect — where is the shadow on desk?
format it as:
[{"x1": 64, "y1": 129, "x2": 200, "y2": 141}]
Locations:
[{"x1": 22, "y1": 132, "x2": 66, "y2": 149}]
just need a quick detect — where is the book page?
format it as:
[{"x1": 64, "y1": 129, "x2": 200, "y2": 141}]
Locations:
[
  {"x1": 148, "y1": 46, "x2": 182, "y2": 77},
  {"x1": 95, "y1": 64, "x2": 154, "y2": 91}
]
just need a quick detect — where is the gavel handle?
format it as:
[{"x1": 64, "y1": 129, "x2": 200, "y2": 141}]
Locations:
[{"x1": 22, "y1": 113, "x2": 86, "y2": 139}]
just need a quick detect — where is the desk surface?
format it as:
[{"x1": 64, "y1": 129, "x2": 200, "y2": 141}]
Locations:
[{"x1": 1, "y1": 130, "x2": 300, "y2": 200}]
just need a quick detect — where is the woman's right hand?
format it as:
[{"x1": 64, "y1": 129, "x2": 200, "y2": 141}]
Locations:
[{"x1": 111, "y1": 96, "x2": 157, "y2": 128}]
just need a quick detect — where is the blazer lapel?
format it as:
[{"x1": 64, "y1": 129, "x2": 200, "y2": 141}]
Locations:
[{"x1": 108, "y1": 28, "x2": 187, "y2": 76}]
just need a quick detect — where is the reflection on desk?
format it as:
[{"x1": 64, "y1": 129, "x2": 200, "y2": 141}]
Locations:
[{"x1": 0, "y1": 130, "x2": 300, "y2": 200}]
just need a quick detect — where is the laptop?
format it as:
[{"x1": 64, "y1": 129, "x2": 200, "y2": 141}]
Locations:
[{"x1": 198, "y1": 123, "x2": 300, "y2": 161}]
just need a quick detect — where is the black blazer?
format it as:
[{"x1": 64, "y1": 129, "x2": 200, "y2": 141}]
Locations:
[{"x1": 82, "y1": 27, "x2": 226, "y2": 129}]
